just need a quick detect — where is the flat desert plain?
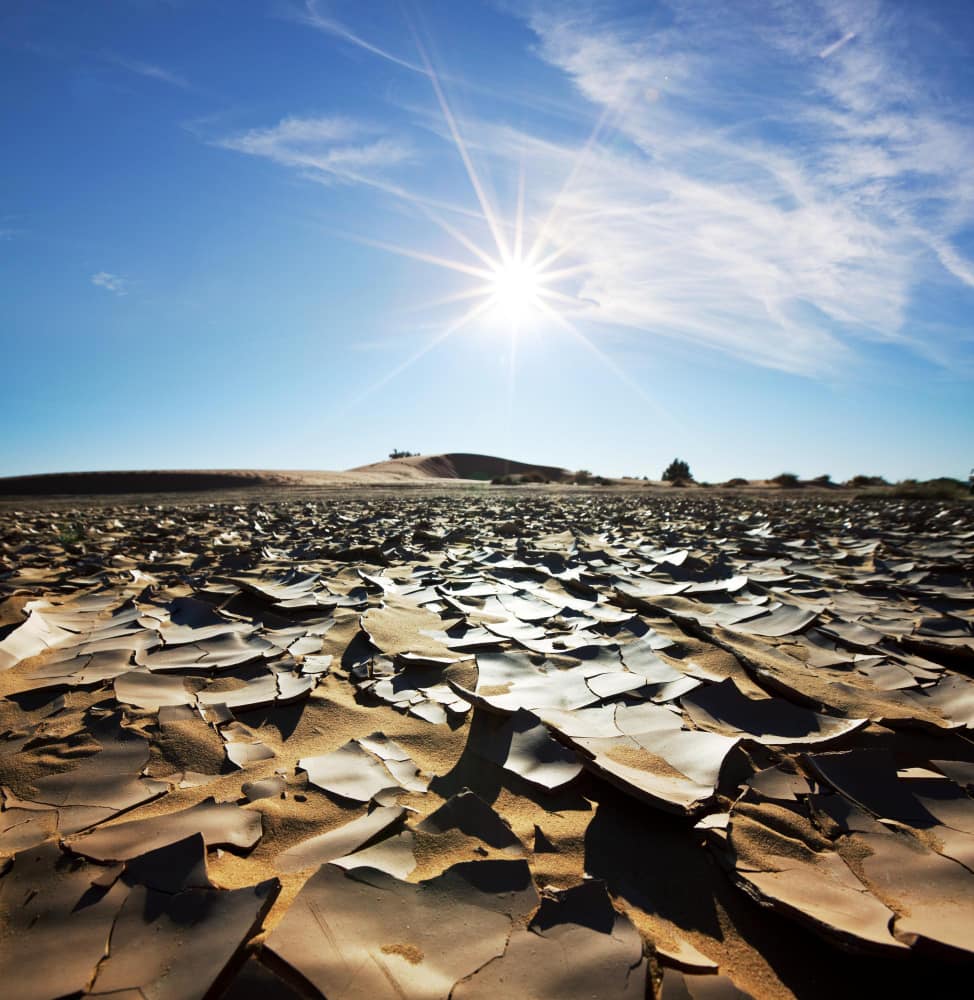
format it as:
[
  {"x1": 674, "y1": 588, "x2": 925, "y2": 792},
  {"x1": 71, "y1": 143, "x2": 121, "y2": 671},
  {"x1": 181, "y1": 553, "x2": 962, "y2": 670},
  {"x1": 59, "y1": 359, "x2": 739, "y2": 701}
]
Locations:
[{"x1": 1, "y1": 484, "x2": 973, "y2": 998}]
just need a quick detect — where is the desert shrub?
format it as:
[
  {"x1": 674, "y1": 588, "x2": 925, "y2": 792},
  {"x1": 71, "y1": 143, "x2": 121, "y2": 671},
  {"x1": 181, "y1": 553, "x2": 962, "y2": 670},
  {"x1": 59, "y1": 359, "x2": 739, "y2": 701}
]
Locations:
[
  {"x1": 669, "y1": 478, "x2": 690, "y2": 488},
  {"x1": 772, "y1": 472, "x2": 800, "y2": 488},
  {"x1": 389, "y1": 449, "x2": 416, "y2": 459},
  {"x1": 662, "y1": 458, "x2": 691, "y2": 481},
  {"x1": 491, "y1": 473, "x2": 549, "y2": 486},
  {"x1": 57, "y1": 521, "x2": 87, "y2": 545},
  {"x1": 887, "y1": 478, "x2": 969, "y2": 500},
  {"x1": 573, "y1": 469, "x2": 593, "y2": 484},
  {"x1": 811, "y1": 474, "x2": 832, "y2": 484},
  {"x1": 724, "y1": 477, "x2": 748, "y2": 487},
  {"x1": 847, "y1": 474, "x2": 888, "y2": 488}
]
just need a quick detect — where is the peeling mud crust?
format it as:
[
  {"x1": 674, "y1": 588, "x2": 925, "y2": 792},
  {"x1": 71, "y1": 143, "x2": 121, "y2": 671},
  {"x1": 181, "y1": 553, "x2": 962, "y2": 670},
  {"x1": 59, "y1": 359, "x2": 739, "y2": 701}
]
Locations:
[{"x1": 1, "y1": 491, "x2": 973, "y2": 998}]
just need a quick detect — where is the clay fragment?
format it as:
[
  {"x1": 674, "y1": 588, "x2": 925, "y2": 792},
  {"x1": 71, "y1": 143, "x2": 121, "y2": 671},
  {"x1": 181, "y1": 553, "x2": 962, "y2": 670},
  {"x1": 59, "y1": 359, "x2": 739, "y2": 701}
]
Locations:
[{"x1": 265, "y1": 860, "x2": 539, "y2": 1000}]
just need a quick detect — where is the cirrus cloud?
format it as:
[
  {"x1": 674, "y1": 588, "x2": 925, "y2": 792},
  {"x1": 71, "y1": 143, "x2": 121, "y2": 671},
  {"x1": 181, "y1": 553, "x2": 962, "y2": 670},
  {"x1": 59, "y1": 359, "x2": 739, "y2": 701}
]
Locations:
[{"x1": 91, "y1": 271, "x2": 128, "y2": 295}]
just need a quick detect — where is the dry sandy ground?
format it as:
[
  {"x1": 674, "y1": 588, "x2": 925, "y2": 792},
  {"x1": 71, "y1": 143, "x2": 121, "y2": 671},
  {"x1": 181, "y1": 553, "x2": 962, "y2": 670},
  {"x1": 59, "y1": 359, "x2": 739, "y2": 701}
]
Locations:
[{"x1": 1, "y1": 489, "x2": 973, "y2": 999}]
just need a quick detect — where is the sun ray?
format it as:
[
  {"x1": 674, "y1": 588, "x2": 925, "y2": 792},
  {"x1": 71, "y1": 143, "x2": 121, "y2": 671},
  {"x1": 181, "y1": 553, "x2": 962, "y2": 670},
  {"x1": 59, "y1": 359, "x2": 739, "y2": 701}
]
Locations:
[
  {"x1": 533, "y1": 285, "x2": 585, "y2": 305},
  {"x1": 525, "y1": 103, "x2": 616, "y2": 266},
  {"x1": 415, "y1": 38, "x2": 512, "y2": 264},
  {"x1": 532, "y1": 243, "x2": 578, "y2": 275},
  {"x1": 419, "y1": 207, "x2": 501, "y2": 272},
  {"x1": 331, "y1": 229, "x2": 495, "y2": 280},
  {"x1": 349, "y1": 294, "x2": 499, "y2": 409},
  {"x1": 400, "y1": 284, "x2": 496, "y2": 314},
  {"x1": 532, "y1": 297, "x2": 681, "y2": 429},
  {"x1": 525, "y1": 76, "x2": 654, "y2": 270},
  {"x1": 505, "y1": 321, "x2": 519, "y2": 447},
  {"x1": 307, "y1": 162, "x2": 490, "y2": 225},
  {"x1": 514, "y1": 163, "x2": 525, "y2": 263}
]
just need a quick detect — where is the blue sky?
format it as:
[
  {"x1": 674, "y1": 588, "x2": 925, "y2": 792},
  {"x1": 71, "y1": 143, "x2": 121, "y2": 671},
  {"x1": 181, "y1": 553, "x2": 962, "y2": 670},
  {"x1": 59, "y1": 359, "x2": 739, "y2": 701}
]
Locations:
[{"x1": 2, "y1": 0, "x2": 973, "y2": 482}]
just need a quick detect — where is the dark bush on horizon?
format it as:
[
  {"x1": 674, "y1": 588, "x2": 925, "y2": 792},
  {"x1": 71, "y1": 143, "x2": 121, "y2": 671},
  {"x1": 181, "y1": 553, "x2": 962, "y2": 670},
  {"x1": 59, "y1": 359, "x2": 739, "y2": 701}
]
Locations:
[
  {"x1": 885, "y1": 478, "x2": 968, "y2": 500},
  {"x1": 662, "y1": 458, "x2": 692, "y2": 481},
  {"x1": 847, "y1": 474, "x2": 888, "y2": 487},
  {"x1": 724, "y1": 477, "x2": 749, "y2": 487},
  {"x1": 389, "y1": 449, "x2": 417, "y2": 459},
  {"x1": 772, "y1": 472, "x2": 800, "y2": 488}
]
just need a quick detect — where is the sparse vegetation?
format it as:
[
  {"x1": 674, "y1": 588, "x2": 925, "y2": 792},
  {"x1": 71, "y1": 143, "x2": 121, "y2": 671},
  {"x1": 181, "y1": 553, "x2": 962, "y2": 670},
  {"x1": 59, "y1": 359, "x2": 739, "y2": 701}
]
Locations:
[
  {"x1": 388, "y1": 449, "x2": 417, "y2": 459},
  {"x1": 811, "y1": 474, "x2": 832, "y2": 485},
  {"x1": 662, "y1": 458, "x2": 692, "y2": 482},
  {"x1": 880, "y1": 478, "x2": 969, "y2": 500},
  {"x1": 490, "y1": 472, "x2": 550, "y2": 485},
  {"x1": 847, "y1": 474, "x2": 888, "y2": 488},
  {"x1": 772, "y1": 472, "x2": 800, "y2": 488},
  {"x1": 724, "y1": 477, "x2": 749, "y2": 487},
  {"x1": 56, "y1": 520, "x2": 87, "y2": 546}
]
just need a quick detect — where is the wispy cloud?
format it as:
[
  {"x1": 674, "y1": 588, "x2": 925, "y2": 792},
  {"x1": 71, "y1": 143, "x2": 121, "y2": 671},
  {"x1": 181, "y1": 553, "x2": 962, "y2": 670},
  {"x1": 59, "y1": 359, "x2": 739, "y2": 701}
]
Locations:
[
  {"x1": 91, "y1": 272, "x2": 128, "y2": 295},
  {"x1": 216, "y1": 114, "x2": 413, "y2": 181},
  {"x1": 818, "y1": 31, "x2": 857, "y2": 60},
  {"x1": 504, "y1": 0, "x2": 974, "y2": 373},
  {"x1": 292, "y1": 0, "x2": 426, "y2": 75},
  {"x1": 243, "y1": 0, "x2": 974, "y2": 376},
  {"x1": 102, "y1": 52, "x2": 190, "y2": 89}
]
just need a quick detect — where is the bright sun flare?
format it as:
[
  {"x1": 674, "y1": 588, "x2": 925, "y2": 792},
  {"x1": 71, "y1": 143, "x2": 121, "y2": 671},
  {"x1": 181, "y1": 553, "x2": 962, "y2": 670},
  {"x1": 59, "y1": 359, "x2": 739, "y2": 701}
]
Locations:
[
  {"x1": 345, "y1": 38, "x2": 661, "y2": 418},
  {"x1": 489, "y1": 257, "x2": 544, "y2": 326}
]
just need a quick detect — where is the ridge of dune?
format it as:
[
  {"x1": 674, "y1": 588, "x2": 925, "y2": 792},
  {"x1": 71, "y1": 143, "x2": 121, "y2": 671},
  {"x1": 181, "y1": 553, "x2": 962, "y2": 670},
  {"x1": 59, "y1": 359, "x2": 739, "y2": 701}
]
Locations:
[{"x1": 350, "y1": 452, "x2": 571, "y2": 481}]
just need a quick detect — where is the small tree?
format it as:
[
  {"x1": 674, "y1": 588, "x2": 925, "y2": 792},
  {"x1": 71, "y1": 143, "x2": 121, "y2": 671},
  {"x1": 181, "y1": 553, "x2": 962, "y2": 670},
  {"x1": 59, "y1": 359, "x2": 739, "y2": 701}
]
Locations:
[
  {"x1": 389, "y1": 449, "x2": 416, "y2": 459},
  {"x1": 662, "y1": 458, "x2": 691, "y2": 482}
]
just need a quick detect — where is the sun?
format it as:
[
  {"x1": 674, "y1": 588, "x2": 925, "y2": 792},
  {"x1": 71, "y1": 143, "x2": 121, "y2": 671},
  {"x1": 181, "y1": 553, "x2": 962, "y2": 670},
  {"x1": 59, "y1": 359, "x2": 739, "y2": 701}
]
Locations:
[{"x1": 489, "y1": 257, "x2": 544, "y2": 326}]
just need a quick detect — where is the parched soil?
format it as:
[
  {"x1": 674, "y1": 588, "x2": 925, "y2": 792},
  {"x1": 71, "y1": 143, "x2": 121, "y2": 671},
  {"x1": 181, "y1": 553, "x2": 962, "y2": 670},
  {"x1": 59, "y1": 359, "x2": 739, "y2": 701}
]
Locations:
[{"x1": 1, "y1": 491, "x2": 972, "y2": 999}]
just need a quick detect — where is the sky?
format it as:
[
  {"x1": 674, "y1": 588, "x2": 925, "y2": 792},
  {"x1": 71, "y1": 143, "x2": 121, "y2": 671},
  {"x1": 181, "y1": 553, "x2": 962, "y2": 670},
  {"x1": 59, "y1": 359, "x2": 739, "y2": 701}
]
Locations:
[{"x1": 2, "y1": 0, "x2": 973, "y2": 482}]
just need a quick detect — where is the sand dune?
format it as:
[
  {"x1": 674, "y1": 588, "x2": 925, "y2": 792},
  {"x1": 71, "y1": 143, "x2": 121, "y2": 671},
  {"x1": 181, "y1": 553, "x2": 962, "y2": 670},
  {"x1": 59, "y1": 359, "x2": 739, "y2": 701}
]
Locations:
[{"x1": 350, "y1": 452, "x2": 571, "y2": 482}]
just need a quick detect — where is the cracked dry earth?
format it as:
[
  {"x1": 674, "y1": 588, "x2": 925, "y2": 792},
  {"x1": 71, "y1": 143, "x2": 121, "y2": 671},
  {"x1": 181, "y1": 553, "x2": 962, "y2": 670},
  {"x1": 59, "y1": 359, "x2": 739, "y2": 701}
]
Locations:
[{"x1": 1, "y1": 491, "x2": 973, "y2": 999}]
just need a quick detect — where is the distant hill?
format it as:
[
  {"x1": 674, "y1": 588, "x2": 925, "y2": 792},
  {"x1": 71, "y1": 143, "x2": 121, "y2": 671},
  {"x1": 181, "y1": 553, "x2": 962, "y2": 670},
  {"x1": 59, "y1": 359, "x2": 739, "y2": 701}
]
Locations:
[
  {"x1": 0, "y1": 470, "x2": 298, "y2": 496},
  {"x1": 351, "y1": 452, "x2": 571, "y2": 482}
]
